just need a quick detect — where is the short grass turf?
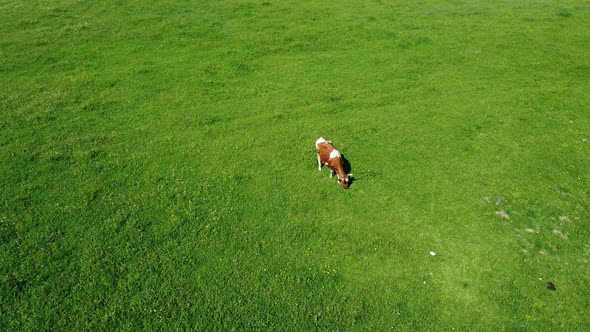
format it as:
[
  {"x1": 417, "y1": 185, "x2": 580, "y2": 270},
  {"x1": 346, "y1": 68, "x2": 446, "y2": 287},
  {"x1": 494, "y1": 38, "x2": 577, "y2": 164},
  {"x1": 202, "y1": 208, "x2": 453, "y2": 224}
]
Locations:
[{"x1": 1, "y1": 0, "x2": 590, "y2": 330}]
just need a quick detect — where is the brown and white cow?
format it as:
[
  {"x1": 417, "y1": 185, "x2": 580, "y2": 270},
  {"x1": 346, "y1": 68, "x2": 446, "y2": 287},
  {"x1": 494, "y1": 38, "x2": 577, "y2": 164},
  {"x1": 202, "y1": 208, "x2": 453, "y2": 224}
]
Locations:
[{"x1": 316, "y1": 137, "x2": 352, "y2": 189}]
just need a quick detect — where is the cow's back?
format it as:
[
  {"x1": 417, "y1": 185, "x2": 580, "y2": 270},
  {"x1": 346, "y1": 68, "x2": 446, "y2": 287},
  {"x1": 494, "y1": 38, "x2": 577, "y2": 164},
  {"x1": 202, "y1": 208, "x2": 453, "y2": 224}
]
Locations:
[{"x1": 317, "y1": 142, "x2": 335, "y2": 164}]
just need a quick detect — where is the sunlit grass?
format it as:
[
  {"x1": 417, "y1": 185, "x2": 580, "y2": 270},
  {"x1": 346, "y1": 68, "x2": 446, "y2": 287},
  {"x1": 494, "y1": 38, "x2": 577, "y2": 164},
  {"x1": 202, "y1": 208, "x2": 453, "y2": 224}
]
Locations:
[{"x1": 1, "y1": 0, "x2": 589, "y2": 330}]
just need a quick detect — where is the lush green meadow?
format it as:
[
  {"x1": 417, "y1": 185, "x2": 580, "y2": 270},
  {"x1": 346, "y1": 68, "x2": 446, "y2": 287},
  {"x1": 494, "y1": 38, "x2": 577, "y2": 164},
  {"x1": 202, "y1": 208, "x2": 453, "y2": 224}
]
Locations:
[{"x1": 1, "y1": 0, "x2": 589, "y2": 330}]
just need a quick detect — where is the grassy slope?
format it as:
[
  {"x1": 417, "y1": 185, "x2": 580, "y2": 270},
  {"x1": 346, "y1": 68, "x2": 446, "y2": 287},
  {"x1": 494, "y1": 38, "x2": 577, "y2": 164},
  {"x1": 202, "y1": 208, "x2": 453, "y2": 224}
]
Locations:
[{"x1": 1, "y1": 0, "x2": 589, "y2": 330}]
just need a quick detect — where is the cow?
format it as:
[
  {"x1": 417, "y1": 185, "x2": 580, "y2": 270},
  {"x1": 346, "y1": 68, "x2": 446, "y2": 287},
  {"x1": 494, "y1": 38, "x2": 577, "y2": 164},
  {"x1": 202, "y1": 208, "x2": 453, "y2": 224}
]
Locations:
[{"x1": 315, "y1": 137, "x2": 352, "y2": 189}]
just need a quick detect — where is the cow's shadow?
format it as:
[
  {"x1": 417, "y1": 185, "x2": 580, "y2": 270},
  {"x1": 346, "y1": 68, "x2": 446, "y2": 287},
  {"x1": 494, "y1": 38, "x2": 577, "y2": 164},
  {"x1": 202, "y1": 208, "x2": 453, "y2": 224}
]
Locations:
[{"x1": 341, "y1": 154, "x2": 355, "y2": 187}]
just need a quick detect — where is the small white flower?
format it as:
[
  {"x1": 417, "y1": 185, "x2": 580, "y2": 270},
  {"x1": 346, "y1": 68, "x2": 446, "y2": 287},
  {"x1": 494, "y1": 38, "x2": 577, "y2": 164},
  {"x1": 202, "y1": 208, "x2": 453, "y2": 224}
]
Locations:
[
  {"x1": 495, "y1": 210, "x2": 510, "y2": 220},
  {"x1": 430, "y1": 251, "x2": 436, "y2": 256}
]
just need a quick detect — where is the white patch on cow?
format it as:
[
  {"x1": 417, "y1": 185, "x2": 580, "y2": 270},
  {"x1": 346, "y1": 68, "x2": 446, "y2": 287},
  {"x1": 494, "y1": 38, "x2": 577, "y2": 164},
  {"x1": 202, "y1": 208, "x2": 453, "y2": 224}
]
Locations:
[
  {"x1": 315, "y1": 137, "x2": 327, "y2": 148},
  {"x1": 329, "y1": 149, "x2": 341, "y2": 160}
]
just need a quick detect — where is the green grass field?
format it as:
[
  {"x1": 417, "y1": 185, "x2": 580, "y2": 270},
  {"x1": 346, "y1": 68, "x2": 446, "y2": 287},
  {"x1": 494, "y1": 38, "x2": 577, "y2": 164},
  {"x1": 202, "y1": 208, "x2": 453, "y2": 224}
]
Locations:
[{"x1": 2, "y1": 0, "x2": 589, "y2": 330}]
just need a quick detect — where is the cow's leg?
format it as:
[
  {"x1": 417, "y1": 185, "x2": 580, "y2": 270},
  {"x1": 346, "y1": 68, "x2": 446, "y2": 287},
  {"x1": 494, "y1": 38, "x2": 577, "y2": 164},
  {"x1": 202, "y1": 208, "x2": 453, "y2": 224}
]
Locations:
[
  {"x1": 317, "y1": 154, "x2": 322, "y2": 171},
  {"x1": 330, "y1": 169, "x2": 334, "y2": 178}
]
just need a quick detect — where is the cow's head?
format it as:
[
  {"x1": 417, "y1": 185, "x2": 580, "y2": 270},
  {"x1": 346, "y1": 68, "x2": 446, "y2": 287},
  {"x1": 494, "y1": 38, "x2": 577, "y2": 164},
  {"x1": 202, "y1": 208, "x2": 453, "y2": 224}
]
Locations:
[{"x1": 338, "y1": 173, "x2": 353, "y2": 189}]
